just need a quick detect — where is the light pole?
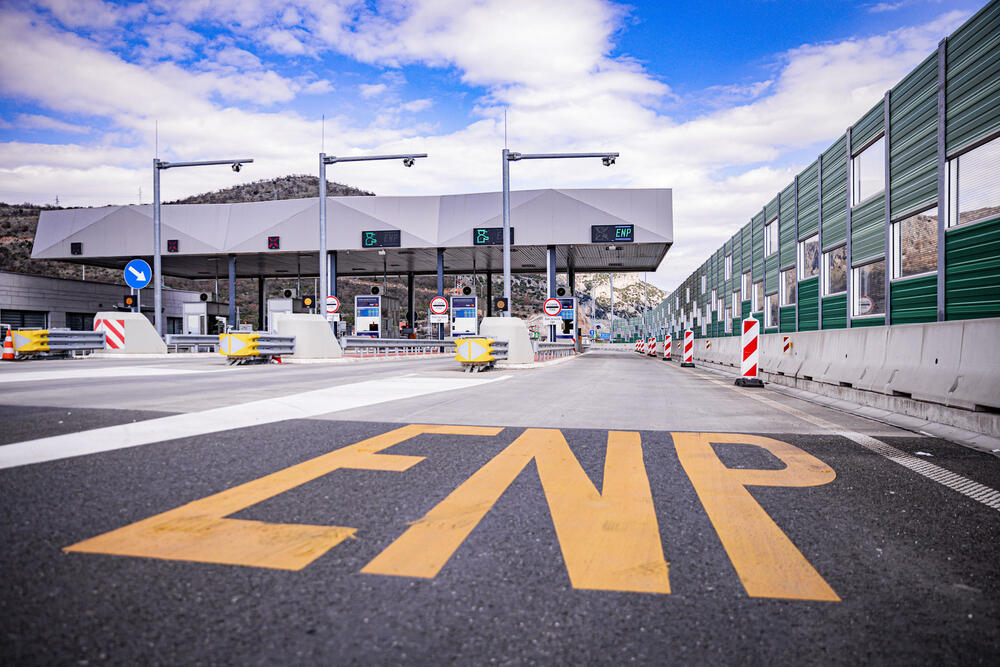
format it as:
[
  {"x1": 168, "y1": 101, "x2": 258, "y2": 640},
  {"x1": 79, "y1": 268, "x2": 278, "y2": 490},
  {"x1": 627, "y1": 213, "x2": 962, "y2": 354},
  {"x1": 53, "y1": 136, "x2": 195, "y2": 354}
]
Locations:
[
  {"x1": 501, "y1": 150, "x2": 619, "y2": 316},
  {"x1": 318, "y1": 152, "x2": 428, "y2": 328},
  {"x1": 153, "y1": 157, "x2": 253, "y2": 336}
]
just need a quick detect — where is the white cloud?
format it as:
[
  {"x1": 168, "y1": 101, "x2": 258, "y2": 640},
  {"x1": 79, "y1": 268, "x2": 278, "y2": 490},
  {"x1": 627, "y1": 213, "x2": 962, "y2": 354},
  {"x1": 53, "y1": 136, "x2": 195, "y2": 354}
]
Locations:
[
  {"x1": 0, "y1": 1, "x2": 975, "y2": 296},
  {"x1": 12, "y1": 114, "x2": 92, "y2": 134},
  {"x1": 401, "y1": 98, "x2": 432, "y2": 113},
  {"x1": 359, "y1": 83, "x2": 388, "y2": 98}
]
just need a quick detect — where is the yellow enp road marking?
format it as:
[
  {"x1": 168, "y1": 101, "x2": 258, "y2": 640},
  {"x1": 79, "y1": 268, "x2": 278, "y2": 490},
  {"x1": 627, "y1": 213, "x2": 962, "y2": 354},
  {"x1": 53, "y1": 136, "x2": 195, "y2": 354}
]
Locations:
[{"x1": 66, "y1": 425, "x2": 840, "y2": 601}]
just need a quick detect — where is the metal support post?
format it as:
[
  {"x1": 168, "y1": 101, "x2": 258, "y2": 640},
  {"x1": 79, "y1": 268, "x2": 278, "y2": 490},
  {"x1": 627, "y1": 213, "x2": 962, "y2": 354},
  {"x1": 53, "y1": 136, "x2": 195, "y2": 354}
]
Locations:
[
  {"x1": 884, "y1": 90, "x2": 892, "y2": 326},
  {"x1": 407, "y1": 272, "x2": 415, "y2": 330},
  {"x1": 152, "y1": 159, "x2": 162, "y2": 336},
  {"x1": 486, "y1": 271, "x2": 493, "y2": 316},
  {"x1": 227, "y1": 254, "x2": 237, "y2": 328},
  {"x1": 936, "y1": 39, "x2": 947, "y2": 322},
  {"x1": 501, "y1": 149, "x2": 512, "y2": 316},
  {"x1": 436, "y1": 248, "x2": 445, "y2": 340},
  {"x1": 328, "y1": 250, "x2": 337, "y2": 298},
  {"x1": 547, "y1": 246, "x2": 557, "y2": 343},
  {"x1": 318, "y1": 154, "x2": 329, "y2": 306},
  {"x1": 845, "y1": 126, "x2": 853, "y2": 328},
  {"x1": 257, "y1": 275, "x2": 265, "y2": 330}
]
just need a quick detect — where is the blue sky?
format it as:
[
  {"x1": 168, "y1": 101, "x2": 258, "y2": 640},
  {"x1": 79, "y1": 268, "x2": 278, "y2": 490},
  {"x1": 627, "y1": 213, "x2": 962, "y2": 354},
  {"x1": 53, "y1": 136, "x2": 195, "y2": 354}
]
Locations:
[{"x1": 0, "y1": 0, "x2": 982, "y2": 290}]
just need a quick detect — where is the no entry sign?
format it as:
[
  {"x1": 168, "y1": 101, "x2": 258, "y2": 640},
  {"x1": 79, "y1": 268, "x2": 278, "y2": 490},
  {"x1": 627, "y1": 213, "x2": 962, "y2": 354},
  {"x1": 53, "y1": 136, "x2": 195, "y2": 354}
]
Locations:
[
  {"x1": 430, "y1": 296, "x2": 449, "y2": 315},
  {"x1": 326, "y1": 295, "x2": 340, "y2": 314},
  {"x1": 543, "y1": 298, "x2": 562, "y2": 317}
]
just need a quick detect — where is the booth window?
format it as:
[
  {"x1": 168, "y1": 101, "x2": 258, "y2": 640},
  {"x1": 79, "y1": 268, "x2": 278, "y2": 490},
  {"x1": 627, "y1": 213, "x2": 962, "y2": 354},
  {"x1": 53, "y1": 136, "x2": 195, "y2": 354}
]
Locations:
[
  {"x1": 851, "y1": 259, "x2": 886, "y2": 318},
  {"x1": 752, "y1": 281, "x2": 763, "y2": 312},
  {"x1": 823, "y1": 245, "x2": 847, "y2": 295},
  {"x1": 780, "y1": 269, "x2": 796, "y2": 306},
  {"x1": 765, "y1": 293, "x2": 779, "y2": 328},
  {"x1": 741, "y1": 272, "x2": 751, "y2": 301},
  {"x1": 892, "y1": 206, "x2": 938, "y2": 279},
  {"x1": 947, "y1": 135, "x2": 1000, "y2": 227},
  {"x1": 764, "y1": 218, "x2": 778, "y2": 256},
  {"x1": 724, "y1": 253, "x2": 732, "y2": 281},
  {"x1": 851, "y1": 134, "x2": 885, "y2": 207},
  {"x1": 797, "y1": 234, "x2": 819, "y2": 280}
]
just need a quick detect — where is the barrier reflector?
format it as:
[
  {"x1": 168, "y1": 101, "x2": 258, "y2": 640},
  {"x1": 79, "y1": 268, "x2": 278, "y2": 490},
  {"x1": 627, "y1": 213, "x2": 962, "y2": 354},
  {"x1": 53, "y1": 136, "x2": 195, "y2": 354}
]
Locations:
[
  {"x1": 94, "y1": 318, "x2": 125, "y2": 350},
  {"x1": 663, "y1": 334, "x2": 672, "y2": 361},
  {"x1": 783, "y1": 335, "x2": 792, "y2": 354},
  {"x1": 11, "y1": 329, "x2": 50, "y2": 353},
  {"x1": 681, "y1": 329, "x2": 694, "y2": 367},
  {"x1": 219, "y1": 333, "x2": 259, "y2": 357},
  {"x1": 706, "y1": 340, "x2": 712, "y2": 349},
  {"x1": 455, "y1": 338, "x2": 495, "y2": 364},
  {"x1": 736, "y1": 317, "x2": 764, "y2": 387}
]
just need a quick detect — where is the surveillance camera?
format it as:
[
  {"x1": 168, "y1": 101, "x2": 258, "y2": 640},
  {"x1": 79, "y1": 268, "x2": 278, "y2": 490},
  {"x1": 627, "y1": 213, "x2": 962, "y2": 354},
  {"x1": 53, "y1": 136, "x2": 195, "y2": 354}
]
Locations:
[
  {"x1": 232, "y1": 163, "x2": 241, "y2": 172},
  {"x1": 602, "y1": 156, "x2": 616, "y2": 167},
  {"x1": 402, "y1": 157, "x2": 415, "y2": 167}
]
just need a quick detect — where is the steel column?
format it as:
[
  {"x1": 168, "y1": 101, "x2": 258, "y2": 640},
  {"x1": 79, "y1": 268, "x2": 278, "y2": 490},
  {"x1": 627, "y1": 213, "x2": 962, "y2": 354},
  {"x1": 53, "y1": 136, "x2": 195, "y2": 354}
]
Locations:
[
  {"x1": 328, "y1": 250, "x2": 337, "y2": 298},
  {"x1": 257, "y1": 275, "x2": 265, "y2": 330},
  {"x1": 884, "y1": 91, "x2": 892, "y2": 326},
  {"x1": 547, "y1": 245, "x2": 557, "y2": 343},
  {"x1": 501, "y1": 149, "x2": 512, "y2": 316},
  {"x1": 436, "y1": 248, "x2": 445, "y2": 339},
  {"x1": 845, "y1": 126, "x2": 853, "y2": 329},
  {"x1": 936, "y1": 39, "x2": 947, "y2": 322},
  {"x1": 407, "y1": 272, "x2": 415, "y2": 329},
  {"x1": 227, "y1": 254, "x2": 237, "y2": 328},
  {"x1": 817, "y1": 155, "x2": 824, "y2": 328},
  {"x1": 486, "y1": 272, "x2": 493, "y2": 316},
  {"x1": 152, "y1": 159, "x2": 163, "y2": 336},
  {"x1": 318, "y1": 154, "x2": 329, "y2": 308}
]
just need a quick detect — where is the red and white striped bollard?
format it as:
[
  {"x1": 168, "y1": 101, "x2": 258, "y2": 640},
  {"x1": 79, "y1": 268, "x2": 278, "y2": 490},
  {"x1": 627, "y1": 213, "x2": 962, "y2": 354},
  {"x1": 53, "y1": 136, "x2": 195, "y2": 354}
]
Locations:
[
  {"x1": 663, "y1": 333, "x2": 672, "y2": 361},
  {"x1": 735, "y1": 316, "x2": 765, "y2": 387},
  {"x1": 680, "y1": 329, "x2": 695, "y2": 367}
]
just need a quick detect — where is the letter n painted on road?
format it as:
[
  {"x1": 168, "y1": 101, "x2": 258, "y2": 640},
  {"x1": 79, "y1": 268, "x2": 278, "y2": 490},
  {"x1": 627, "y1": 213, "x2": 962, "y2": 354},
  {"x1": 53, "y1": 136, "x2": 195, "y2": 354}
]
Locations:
[
  {"x1": 672, "y1": 432, "x2": 840, "y2": 602},
  {"x1": 64, "y1": 425, "x2": 502, "y2": 571},
  {"x1": 362, "y1": 429, "x2": 671, "y2": 595}
]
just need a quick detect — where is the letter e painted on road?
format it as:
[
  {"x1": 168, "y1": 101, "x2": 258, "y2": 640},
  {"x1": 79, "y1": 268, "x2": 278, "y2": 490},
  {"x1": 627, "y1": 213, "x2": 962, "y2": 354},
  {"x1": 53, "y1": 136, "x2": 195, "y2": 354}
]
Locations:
[
  {"x1": 672, "y1": 432, "x2": 840, "y2": 602},
  {"x1": 362, "y1": 428, "x2": 671, "y2": 595},
  {"x1": 64, "y1": 424, "x2": 503, "y2": 571}
]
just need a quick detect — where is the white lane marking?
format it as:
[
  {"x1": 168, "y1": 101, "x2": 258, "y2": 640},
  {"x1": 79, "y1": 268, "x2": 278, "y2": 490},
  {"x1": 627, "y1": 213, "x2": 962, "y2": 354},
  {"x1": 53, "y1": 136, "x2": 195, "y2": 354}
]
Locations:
[
  {"x1": 0, "y1": 375, "x2": 506, "y2": 469},
  {"x1": 0, "y1": 366, "x2": 225, "y2": 384},
  {"x1": 690, "y1": 369, "x2": 1000, "y2": 513}
]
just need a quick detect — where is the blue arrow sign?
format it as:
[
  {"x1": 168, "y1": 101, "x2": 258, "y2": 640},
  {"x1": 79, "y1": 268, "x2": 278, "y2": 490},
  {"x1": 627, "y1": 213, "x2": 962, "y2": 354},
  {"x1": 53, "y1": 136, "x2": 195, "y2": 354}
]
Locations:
[{"x1": 124, "y1": 259, "x2": 151, "y2": 289}]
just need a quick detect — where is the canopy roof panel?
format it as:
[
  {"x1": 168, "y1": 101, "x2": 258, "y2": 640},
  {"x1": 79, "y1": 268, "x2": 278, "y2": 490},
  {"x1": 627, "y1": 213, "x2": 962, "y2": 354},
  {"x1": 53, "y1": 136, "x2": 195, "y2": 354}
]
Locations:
[{"x1": 33, "y1": 188, "x2": 672, "y2": 278}]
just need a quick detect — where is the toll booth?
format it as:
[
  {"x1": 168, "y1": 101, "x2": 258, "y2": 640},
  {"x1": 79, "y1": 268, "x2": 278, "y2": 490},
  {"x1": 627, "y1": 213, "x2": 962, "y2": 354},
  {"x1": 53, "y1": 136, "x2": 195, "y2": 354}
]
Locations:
[
  {"x1": 265, "y1": 297, "x2": 311, "y2": 331},
  {"x1": 354, "y1": 295, "x2": 400, "y2": 338},
  {"x1": 182, "y1": 299, "x2": 228, "y2": 335},
  {"x1": 450, "y1": 296, "x2": 478, "y2": 336},
  {"x1": 556, "y1": 297, "x2": 577, "y2": 342}
]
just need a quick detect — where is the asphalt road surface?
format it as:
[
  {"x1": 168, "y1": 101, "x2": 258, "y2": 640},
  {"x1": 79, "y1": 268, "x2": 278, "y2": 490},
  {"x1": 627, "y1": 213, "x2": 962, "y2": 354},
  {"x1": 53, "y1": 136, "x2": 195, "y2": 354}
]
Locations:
[{"x1": 1, "y1": 351, "x2": 998, "y2": 664}]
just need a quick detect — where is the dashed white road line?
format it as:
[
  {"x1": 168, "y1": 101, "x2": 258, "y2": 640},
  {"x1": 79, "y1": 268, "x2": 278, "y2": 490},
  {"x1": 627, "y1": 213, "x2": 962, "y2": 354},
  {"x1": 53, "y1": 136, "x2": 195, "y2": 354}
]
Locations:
[
  {"x1": 0, "y1": 375, "x2": 508, "y2": 470},
  {"x1": 689, "y1": 368, "x2": 1000, "y2": 512}
]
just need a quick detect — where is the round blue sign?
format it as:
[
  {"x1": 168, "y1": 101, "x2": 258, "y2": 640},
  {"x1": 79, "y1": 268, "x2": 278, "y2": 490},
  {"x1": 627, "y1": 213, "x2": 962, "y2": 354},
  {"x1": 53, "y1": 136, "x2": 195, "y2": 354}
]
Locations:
[{"x1": 124, "y1": 259, "x2": 152, "y2": 289}]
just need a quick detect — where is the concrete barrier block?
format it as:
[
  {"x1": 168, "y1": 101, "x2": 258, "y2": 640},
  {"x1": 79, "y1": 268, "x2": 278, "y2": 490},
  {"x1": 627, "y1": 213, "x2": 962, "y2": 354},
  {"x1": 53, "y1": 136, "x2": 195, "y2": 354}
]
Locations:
[
  {"x1": 95, "y1": 312, "x2": 166, "y2": 354},
  {"x1": 273, "y1": 313, "x2": 342, "y2": 358},
  {"x1": 854, "y1": 326, "x2": 890, "y2": 392},
  {"x1": 952, "y1": 318, "x2": 1000, "y2": 411},
  {"x1": 480, "y1": 317, "x2": 534, "y2": 363}
]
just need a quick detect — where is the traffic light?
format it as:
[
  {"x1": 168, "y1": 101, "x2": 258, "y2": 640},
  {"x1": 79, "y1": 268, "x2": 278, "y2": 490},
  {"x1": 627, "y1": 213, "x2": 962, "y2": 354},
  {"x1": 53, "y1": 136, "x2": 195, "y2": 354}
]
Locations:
[
  {"x1": 123, "y1": 294, "x2": 136, "y2": 309},
  {"x1": 301, "y1": 295, "x2": 315, "y2": 309}
]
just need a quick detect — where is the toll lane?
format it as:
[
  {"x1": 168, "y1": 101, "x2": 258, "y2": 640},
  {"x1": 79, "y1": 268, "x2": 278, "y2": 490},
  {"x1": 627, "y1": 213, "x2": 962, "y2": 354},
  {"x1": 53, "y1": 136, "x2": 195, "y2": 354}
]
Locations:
[{"x1": 1, "y1": 351, "x2": 998, "y2": 663}]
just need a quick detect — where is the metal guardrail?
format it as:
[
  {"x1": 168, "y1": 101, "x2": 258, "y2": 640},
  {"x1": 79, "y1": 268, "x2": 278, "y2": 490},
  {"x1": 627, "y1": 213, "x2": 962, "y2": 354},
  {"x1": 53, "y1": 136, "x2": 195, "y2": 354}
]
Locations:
[
  {"x1": 164, "y1": 334, "x2": 219, "y2": 352},
  {"x1": 534, "y1": 341, "x2": 576, "y2": 361},
  {"x1": 8, "y1": 329, "x2": 106, "y2": 356},
  {"x1": 342, "y1": 336, "x2": 456, "y2": 357}
]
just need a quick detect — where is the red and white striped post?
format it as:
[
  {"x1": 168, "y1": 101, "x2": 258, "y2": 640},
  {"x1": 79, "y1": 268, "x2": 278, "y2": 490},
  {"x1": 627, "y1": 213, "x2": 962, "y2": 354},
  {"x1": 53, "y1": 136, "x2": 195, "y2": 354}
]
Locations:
[
  {"x1": 680, "y1": 329, "x2": 695, "y2": 367},
  {"x1": 663, "y1": 333, "x2": 672, "y2": 361},
  {"x1": 735, "y1": 316, "x2": 765, "y2": 387},
  {"x1": 648, "y1": 337, "x2": 655, "y2": 357},
  {"x1": 782, "y1": 335, "x2": 792, "y2": 354}
]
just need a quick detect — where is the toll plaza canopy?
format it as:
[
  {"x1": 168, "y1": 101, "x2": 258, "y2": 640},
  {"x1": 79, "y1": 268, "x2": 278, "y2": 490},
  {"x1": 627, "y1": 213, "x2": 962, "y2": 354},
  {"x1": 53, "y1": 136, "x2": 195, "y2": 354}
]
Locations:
[{"x1": 32, "y1": 188, "x2": 672, "y2": 278}]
